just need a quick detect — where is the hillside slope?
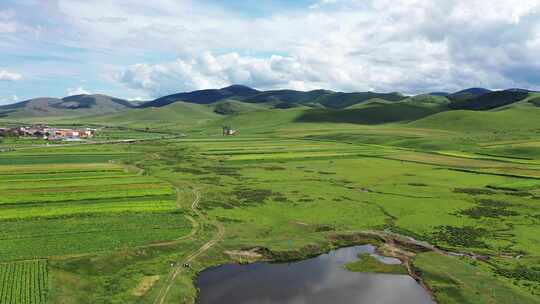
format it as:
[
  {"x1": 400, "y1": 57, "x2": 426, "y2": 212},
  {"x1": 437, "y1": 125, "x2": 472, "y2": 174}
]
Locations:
[
  {"x1": 447, "y1": 87, "x2": 491, "y2": 102},
  {"x1": 410, "y1": 100, "x2": 540, "y2": 133},
  {"x1": 295, "y1": 102, "x2": 442, "y2": 125},
  {"x1": 315, "y1": 92, "x2": 406, "y2": 108},
  {"x1": 81, "y1": 102, "x2": 220, "y2": 130},
  {"x1": 140, "y1": 85, "x2": 408, "y2": 109},
  {"x1": 211, "y1": 100, "x2": 269, "y2": 115},
  {"x1": 449, "y1": 90, "x2": 530, "y2": 110},
  {"x1": 0, "y1": 94, "x2": 134, "y2": 119}
]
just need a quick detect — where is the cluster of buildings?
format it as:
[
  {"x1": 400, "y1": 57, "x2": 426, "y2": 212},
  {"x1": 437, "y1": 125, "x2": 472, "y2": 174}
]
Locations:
[
  {"x1": 0, "y1": 125, "x2": 96, "y2": 141},
  {"x1": 222, "y1": 126, "x2": 238, "y2": 136}
]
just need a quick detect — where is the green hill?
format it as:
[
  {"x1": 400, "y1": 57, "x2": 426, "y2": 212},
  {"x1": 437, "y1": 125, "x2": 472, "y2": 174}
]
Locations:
[
  {"x1": 202, "y1": 107, "x2": 308, "y2": 135},
  {"x1": 448, "y1": 90, "x2": 530, "y2": 110},
  {"x1": 211, "y1": 100, "x2": 268, "y2": 115},
  {"x1": 142, "y1": 85, "x2": 260, "y2": 107},
  {"x1": 528, "y1": 96, "x2": 540, "y2": 107},
  {"x1": 295, "y1": 102, "x2": 441, "y2": 125},
  {"x1": 243, "y1": 89, "x2": 331, "y2": 105},
  {"x1": 80, "y1": 102, "x2": 219, "y2": 130},
  {"x1": 140, "y1": 85, "x2": 408, "y2": 110},
  {"x1": 447, "y1": 88, "x2": 491, "y2": 102},
  {"x1": 0, "y1": 94, "x2": 134, "y2": 120},
  {"x1": 346, "y1": 99, "x2": 393, "y2": 109},
  {"x1": 406, "y1": 94, "x2": 451, "y2": 107},
  {"x1": 410, "y1": 101, "x2": 540, "y2": 133},
  {"x1": 315, "y1": 92, "x2": 407, "y2": 109}
]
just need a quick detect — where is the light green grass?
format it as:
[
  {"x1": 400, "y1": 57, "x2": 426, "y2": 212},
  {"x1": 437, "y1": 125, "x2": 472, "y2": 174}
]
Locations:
[
  {"x1": 345, "y1": 253, "x2": 407, "y2": 274},
  {"x1": 414, "y1": 252, "x2": 540, "y2": 303}
]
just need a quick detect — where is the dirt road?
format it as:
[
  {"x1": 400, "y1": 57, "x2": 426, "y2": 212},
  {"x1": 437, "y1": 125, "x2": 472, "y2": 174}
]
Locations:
[{"x1": 153, "y1": 187, "x2": 225, "y2": 304}]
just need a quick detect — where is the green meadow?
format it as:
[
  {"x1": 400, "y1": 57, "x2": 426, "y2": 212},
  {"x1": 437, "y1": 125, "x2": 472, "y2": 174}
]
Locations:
[{"x1": 1, "y1": 95, "x2": 540, "y2": 303}]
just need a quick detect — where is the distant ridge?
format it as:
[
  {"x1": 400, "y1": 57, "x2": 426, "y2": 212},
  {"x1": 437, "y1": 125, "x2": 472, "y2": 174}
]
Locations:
[
  {"x1": 1, "y1": 85, "x2": 537, "y2": 121},
  {"x1": 139, "y1": 85, "x2": 408, "y2": 109},
  {"x1": 141, "y1": 85, "x2": 260, "y2": 107},
  {"x1": 429, "y1": 92, "x2": 450, "y2": 97},
  {"x1": 0, "y1": 94, "x2": 134, "y2": 118},
  {"x1": 448, "y1": 88, "x2": 491, "y2": 102},
  {"x1": 448, "y1": 89, "x2": 530, "y2": 110}
]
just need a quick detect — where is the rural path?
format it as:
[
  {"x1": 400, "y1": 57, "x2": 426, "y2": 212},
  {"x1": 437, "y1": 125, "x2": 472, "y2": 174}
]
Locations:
[{"x1": 153, "y1": 186, "x2": 225, "y2": 304}]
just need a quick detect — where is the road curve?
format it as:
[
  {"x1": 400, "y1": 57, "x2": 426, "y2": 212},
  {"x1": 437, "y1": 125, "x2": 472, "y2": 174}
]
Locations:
[{"x1": 153, "y1": 187, "x2": 225, "y2": 304}]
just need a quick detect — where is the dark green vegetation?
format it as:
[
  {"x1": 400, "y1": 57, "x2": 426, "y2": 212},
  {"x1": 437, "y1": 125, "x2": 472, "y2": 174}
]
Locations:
[
  {"x1": 0, "y1": 150, "x2": 190, "y2": 260},
  {"x1": 447, "y1": 88, "x2": 492, "y2": 102},
  {"x1": 0, "y1": 145, "x2": 193, "y2": 302},
  {"x1": 0, "y1": 260, "x2": 48, "y2": 304},
  {"x1": 529, "y1": 96, "x2": 540, "y2": 107},
  {"x1": 139, "y1": 85, "x2": 407, "y2": 109},
  {"x1": 1, "y1": 86, "x2": 540, "y2": 303},
  {"x1": 345, "y1": 254, "x2": 407, "y2": 274},
  {"x1": 414, "y1": 253, "x2": 539, "y2": 304},
  {"x1": 295, "y1": 102, "x2": 440, "y2": 124},
  {"x1": 448, "y1": 90, "x2": 529, "y2": 110}
]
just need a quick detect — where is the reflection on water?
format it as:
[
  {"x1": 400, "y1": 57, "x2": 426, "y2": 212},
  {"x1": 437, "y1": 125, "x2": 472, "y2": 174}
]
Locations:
[{"x1": 195, "y1": 245, "x2": 434, "y2": 304}]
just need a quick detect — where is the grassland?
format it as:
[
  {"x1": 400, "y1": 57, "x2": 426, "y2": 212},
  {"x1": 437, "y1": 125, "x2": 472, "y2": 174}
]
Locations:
[
  {"x1": 414, "y1": 253, "x2": 540, "y2": 304},
  {"x1": 345, "y1": 254, "x2": 407, "y2": 274},
  {"x1": 2, "y1": 100, "x2": 540, "y2": 303},
  {"x1": 114, "y1": 133, "x2": 540, "y2": 303}
]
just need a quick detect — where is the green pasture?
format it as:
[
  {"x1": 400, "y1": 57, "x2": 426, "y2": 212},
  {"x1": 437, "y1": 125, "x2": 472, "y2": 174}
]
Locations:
[
  {"x1": 414, "y1": 253, "x2": 540, "y2": 303},
  {"x1": 134, "y1": 136, "x2": 540, "y2": 302},
  {"x1": 345, "y1": 254, "x2": 407, "y2": 274},
  {"x1": 2, "y1": 102, "x2": 540, "y2": 303}
]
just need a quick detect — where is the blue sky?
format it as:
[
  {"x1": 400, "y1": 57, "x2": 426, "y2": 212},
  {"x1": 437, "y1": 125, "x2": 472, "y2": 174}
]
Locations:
[{"x1": 1, "y1": 0, "x2": 540, "y2": 104}]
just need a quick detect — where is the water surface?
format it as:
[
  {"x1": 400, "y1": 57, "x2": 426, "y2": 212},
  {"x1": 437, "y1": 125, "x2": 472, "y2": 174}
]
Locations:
[{"x1": 196, "y1": 245, "x2": 434, "y2": 304}]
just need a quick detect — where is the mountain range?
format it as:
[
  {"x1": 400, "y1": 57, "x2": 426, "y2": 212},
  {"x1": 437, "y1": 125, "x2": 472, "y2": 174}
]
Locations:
[{"x1": 0, "y1": 85, "x2": 537, "y2": 124}]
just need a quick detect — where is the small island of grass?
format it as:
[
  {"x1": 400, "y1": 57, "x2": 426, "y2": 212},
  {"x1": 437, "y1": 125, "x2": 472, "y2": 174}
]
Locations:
[{"x1": 345, "y1": 253, "x2": 408, "y2": 275}]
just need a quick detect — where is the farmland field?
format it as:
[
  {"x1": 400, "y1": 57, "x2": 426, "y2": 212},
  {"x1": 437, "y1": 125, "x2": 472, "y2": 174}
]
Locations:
[
  {"x1": 0, "y1": 260, "x2": 48, "y2": 304},
  {"x1": 0, "y1": 144, "x2": 193, "y2": 302},
  {"x1": 2, "y1": 108, "x2": 540, "y2": 303}
]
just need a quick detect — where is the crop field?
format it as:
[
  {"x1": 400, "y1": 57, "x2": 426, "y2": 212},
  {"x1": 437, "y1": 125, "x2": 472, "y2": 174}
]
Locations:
[
  {"x1": 0, "y1": 260, "x2": 48, "y2": 304},
  {"x1": 3, "y1": 119, "x2": 540, "y2": 303},
  {"x1": 0, "y1": 155, "x2": 190, "y2": 261},
  {"x1": 0, "y1": 144, "x2": 194, "y2": 302}
]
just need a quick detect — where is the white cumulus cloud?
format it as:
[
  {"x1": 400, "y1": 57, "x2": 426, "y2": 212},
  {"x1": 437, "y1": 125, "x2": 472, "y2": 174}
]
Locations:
[
  {"x1": 118, "y1": 52, "x2": 327, "y2": 97},
  {"x1": 5, "y1": 0, "x2": 540, "y2": 97},
  {"x1": 106, "y1": 0, "x2": 540, "y2": 95},
  {"x1": 0, "y1": 70, "x2": 23, "y2": 81},
  {"x1": 66, "y1": 86, "x2": 90, "y2": 96}
]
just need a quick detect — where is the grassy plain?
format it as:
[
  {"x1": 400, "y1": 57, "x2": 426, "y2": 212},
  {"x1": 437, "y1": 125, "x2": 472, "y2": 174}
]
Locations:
[
  {"x1": 2, "y1": 100, "x2": 540, "y2": 303},
  {"x1": 119, "y1": 132, "x2": 540, "y2": 303}
]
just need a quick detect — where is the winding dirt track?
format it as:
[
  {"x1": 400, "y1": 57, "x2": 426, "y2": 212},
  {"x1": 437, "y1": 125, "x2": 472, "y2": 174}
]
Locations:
[{"x1": 153, "y1": 187, "x2": 225, "y2": 304}]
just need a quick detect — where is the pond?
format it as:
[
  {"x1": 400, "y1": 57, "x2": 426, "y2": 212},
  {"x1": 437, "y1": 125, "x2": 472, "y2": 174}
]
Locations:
[{"x1": 195, "y1": 245, "x2": 434, "y2": 304}]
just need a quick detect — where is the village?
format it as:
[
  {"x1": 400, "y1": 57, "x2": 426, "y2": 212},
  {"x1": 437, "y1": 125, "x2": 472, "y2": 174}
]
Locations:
[{"x1": 0, "y1": 125, "x2": 96, "y2": 141}]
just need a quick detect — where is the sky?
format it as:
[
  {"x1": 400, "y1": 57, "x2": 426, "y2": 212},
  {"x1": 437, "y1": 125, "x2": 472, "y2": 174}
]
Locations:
[{"x1": 1, "y1": 0, "x2": 540, "y2": 104}]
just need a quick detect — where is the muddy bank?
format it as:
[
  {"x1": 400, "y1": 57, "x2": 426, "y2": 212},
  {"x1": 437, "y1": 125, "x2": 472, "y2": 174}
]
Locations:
[{"x1": 220, "y1": 229, "x2": 491, "y2": 303}]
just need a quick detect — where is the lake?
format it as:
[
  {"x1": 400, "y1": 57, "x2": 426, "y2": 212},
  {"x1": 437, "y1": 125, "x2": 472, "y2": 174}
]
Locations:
[{"x1": 195, "y1": 245, "x2": 435, "y2": 304}]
